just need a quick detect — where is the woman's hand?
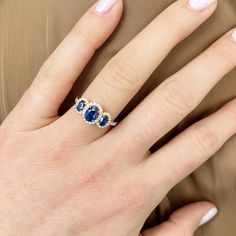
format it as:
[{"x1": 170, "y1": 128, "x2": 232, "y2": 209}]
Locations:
[{"x1": 1, "y1": 0, "x2": 236, "y2": 235}]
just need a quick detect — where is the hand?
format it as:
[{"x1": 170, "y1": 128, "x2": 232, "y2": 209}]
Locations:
[{"x1": 1, "y1": 0, "x2": 236, "y2": 235}]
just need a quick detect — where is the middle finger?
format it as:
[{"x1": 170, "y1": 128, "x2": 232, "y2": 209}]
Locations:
[{"x1": 114, "y1": 28, "x2": 236, "y2": 154}]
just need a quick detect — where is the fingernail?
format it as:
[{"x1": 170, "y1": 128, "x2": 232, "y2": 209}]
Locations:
[
  {"x1": 199, "y1": 207, "x2": 218, "y2": 226},
  {"x1": 188, "y1": 0, "x2": 217, "y2": 11},
  {"x1": 95, "y1": 0, "x2": 118, "y2": 14},
  {"x1": 231, "y1": 29, "x2": 236, "y2": 43}
]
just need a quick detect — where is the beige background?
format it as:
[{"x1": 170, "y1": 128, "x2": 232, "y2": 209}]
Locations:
[{"x1": 0, "y1": 0, "x2": 236, "y2": 235}]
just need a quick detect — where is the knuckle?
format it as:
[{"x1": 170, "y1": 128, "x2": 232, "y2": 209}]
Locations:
[
  {"x1": 158, "y1": 79, "x2": 193, "y2": 119},
  {"x1": 103, "y1": 56, "x2": 140, "y2": 94},
  {"x1": 225, "y1": 99, "x2": 236, "y2": 121},
  {"x1": 127, "y1": 132, "x2": 148, "y2": 149},
  {"x1": 44, "y1": 139, "x2": 67, "y2": 161},
  {"x1": 36, "y1": 61, "x2": 60, "y2": 88},
  {"x1": 190, "y1": 123, "x2": 219, "y2": 157},
  {"x1": 168, "y1": 218, "x2": 189, "y2": 236},
  {"x1": 172, "y1": 162, "x2": 196, "y2": 186},
  {"x1": 158, "y1": 160, "x2": 196, "y2": 190},
  {"x1": 160, "y1": 4, "x2": 188, "y2": 42},
  {"x1": 34, "y1": 62, "x2": 70, "y2": 95},
  {"x1": 212, "y1": 44, "x2": 235, "y2": 68},
  {"x1": 163, "y1": 12, "x2": 181, "y2": 36},
  {"x1": 0, "y1": 129, "x2": 29, "y2": 157},
  {"x1": 118, "y1": 182, "x2": 152, "y2": 214},
  {"x1": 77, "y1": 159, "x2": 115, "y2": 189},
  {"x1": 71, "y1": 25, "x2": 96, "y2": 51},
  {"x1": 38, "y1": 60, "x2": 56, "y2": 80},
  {"x1": 72, "y1": 23, "x2": 87, "y2": 39}
]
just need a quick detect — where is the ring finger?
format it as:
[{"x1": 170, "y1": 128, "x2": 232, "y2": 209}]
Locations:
[{"x1": 4, "y1": 0, "x2": 123, "y2": 131}]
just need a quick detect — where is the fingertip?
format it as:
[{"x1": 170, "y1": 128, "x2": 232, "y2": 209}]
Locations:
[
  {"x1": 155, "y1": 202, "x2": 218, "y2": 236},
  {"x1": 185, "y1": 0, "x2": 217, "y2": 13},
  {"x1": 199, "y1": 204, "x2": 218, "y2": 226},
  {"x1": 170, "y1": 201, "x2": 218, "y2": 229},
  {"x1": 75, "y1": 0, "x2": 123, "y2": 50},
  {"x1": 90, "y1": 0, "x2": 123, "y2": 18},
  {"x1": 93, "y1": 0, "x2": 123, "y2": 15},
  {"x1": 141, "y1": 201, "x2": 218, "y2": 236}
]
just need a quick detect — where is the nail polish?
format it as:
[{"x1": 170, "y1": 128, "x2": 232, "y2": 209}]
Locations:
[
  {"x1": 95, "y1": 0, "x2": 118, "y2": 14},
  {"x1": 199, "y1": 207, "x2": 218, "y2": 226},
  {"x1": 188, "y1": 0, "x2": 216, "y2": 11},
  {"x1": 232, "y1": 29, "x2": 236, "y2": 43}
]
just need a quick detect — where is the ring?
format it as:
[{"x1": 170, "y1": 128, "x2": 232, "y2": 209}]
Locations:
[{"x1": 75, "y1": 97, "x2": 117, "y2": 128}]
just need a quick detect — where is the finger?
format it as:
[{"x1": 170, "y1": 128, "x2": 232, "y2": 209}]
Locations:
[
  {"x1": 141, "y1": 202, "x2": 217, "y2": 236},
  {"x1": 58, "y1": 0, "x2": 217, "y2": 141},
  {"x1": 4, "y1": 0, "x2": 123, "y2": 131},
  {"x1": 143, "y1": 98, "x2": 236, "y2": 191},
  {"x1": 116, "y1": 28, "x2": 236, "y2": 154}
]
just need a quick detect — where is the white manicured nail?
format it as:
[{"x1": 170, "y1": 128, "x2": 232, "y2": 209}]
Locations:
[
  {"x1": 232, "y1": 29, "x2": 236, "y2": 43},
  {"x1": 188, "y1": 0, "x2": 216, "y2": 11},
  {"x1": 95, "y1": 0, "x2": 118, "y2": 13},
  {"x1": 199, "y1": 207, "x2": 218, "y2": 226}
]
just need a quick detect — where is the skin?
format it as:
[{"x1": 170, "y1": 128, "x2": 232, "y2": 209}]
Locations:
[{"x1": 0, "y1": 0, "x2": 236, "y2": 235}]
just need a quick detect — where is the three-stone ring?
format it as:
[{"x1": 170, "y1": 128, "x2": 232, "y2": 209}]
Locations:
[{"x1": 75, "y1": 97, "x2": 117, "y2": 128}]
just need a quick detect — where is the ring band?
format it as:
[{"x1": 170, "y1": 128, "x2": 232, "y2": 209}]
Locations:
[{"x1": 75, "y1": 97, "x2": 117, "y2": 128}]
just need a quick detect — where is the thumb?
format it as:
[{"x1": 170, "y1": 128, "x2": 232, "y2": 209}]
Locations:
[{"x1": 141, "y1": 201, "x2": 218, "y2": 236}]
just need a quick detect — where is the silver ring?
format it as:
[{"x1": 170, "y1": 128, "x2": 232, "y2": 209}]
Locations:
[{"x1": 75, "y1": 97, "x2": 117, "y2": 128}]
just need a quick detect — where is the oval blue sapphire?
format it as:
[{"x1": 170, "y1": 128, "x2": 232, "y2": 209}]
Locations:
[
  {"x1": 84, "y1": 105, "x2": 100, "y2": 123},
  {"x1": 98, "y1": 115, "x2": 109, "y2": 127},
  {"x1": 76, "y1": 100, "x2": 86, "y2": 112}
]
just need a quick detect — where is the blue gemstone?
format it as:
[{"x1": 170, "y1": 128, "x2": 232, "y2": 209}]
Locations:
[
  {"x1": 76, "y1": 100, "x2": 86, "y2": 112},
  {"x1": 84, "y1": 105, "x2": 100, "y2": 122},
  {"x1": 99, "y1": 115, "x2": 109, "y2": 127}
]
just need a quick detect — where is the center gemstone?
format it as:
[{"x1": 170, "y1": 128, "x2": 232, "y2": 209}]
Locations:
[{"x1": 84, "y1": 105, "x2": 100, "y2": 123}]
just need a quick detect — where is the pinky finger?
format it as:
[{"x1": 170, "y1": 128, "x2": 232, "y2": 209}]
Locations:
[
  {"x1": 141, "y1": 201, "x2": 217, "y2": 236},
  {"x1": 143, "y1": 98, "x2": 236, "y2": 191}
]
